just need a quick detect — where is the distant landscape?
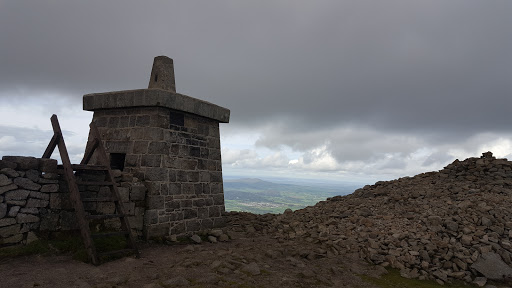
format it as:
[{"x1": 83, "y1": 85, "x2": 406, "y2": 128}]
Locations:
[{"x1": 223, "y1": 178, "x2": 361, "y2": 214}]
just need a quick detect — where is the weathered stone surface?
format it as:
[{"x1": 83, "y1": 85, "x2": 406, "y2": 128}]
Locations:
[
  {"x1": 0, "y1": 160, "x2": 17, "y2": 170},
  {"x1": 5, "y1": 189, "x2": 31, "y2": 201},
  {"x1": 20, "y1": 208, "x2": 39, "y2": 214},
  {"x1": 130, "y1": 184, "x2": 146, "y2": 201},
  {"x1": 0, "y1": 168, "x2": 19, "y2": 178},
  {"x1": 0, "y1": 203, "x2": 7, "y2": 218},
  {"x1": 472, "y1": 276, "x2": 487, "y2": 287},
  {"x1": 2, "y1": 156, "x2": 39, "y2": 170},
  {"x1": 13, "y1": 177, "x2": 41, "y2": 191},
  {"x1": 161, "y1": 277, "x2": 189, "y2": 286},
  {"x1": 148, "y1": 56, "x2": 176, "y2": 92},
  {"x1": 16, "y1": 213, "x2": 39, "y2": 224},
  {"x1": 39, "y1": 158, "x2": 58, "y2": 173},
  {"x1": 0, "y1": 218, "x2": 16, "y2": 227},
  {"x1": 241, "y1": 262, "x2": 261, "y2": 275},
  {"x1": 472, "y1": 252, "x2": 512, "y2": 280},
  {"x1": 0, "y1": 224, "x2": 20, "y2": 237},
  {"x1": 25, "y1": 170, "x2": 41, "y2": 183},
  {"x1": 84, "y1": 90, "x2": 230, "y2": 123},
  {"x1": 0, "y1": 174, "x2": 12, "y2": 186},
  {"x1": 0, "y1": 233, "x2": 23, "y2": 244},
  {"x1": 0, "y1": 183, "x2": 18, "y2": 195},
  {"x1": 7, "y1": 206, "x2": 20, "y2": 217},
  {"x1": 191, "y1": 234, "x2": 202, "y2": 244}
]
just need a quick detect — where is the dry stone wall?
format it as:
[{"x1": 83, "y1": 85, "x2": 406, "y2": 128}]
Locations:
[{"x1": 0, "y1": 156, "x2": 147, "y2": 247}]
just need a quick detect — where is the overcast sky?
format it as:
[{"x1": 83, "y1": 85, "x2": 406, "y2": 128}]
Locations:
[{"x1": 1, "y1": 1, "x2": 511, "y2": 185}]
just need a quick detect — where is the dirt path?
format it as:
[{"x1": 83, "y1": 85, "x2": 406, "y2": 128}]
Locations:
[{"x1": 1, "y1": 230, "x2": 384, "y2": 288}]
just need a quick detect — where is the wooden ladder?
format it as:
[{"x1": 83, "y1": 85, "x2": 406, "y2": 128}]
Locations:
[{"x1": 42, "y1": 114, "x2": 139, "y2": 265}]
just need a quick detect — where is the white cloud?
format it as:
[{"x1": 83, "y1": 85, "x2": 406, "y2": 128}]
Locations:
[{"x1": 0, "y1": 94, "x2": 91, "y2": 163}]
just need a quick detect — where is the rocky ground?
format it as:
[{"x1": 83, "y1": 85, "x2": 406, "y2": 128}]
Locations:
[
  {"x1": 1, "y1": 220, "x2": 386, "y2": 288},
  {"x1": 3, "y1": 151, "x2": 512, "y2": 287}
]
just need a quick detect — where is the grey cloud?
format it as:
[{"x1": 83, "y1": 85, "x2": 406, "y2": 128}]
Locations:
[
  {"x1": 0, "y1": 125, "x2": 82, "y2": 162},
  {"x1": 2, "y1": 1, "x2": 511, "y2": 135},
  {"x1": 422, "y1": 151, "x2": 453, "y2": 167},
  {"x1": 1, "y1": 1, "x2": 512, "y2": 176}
]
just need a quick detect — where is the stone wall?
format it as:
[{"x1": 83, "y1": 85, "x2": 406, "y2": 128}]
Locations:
[
  {"x1": 0, "y1": 156, "x2": 147, "y2": 247},
  {"x1": 90, "y1": 106, "x2": 226, "y2": 239}
]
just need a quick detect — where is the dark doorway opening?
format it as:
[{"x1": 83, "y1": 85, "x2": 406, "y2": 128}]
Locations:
[{"x1": 110, "y1": 153, "x2": 126, "y2": 171}]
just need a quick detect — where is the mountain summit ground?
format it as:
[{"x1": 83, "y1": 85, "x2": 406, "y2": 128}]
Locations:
[{"x1": 2, "y1": 152, "x2": 512, "y2": 287}]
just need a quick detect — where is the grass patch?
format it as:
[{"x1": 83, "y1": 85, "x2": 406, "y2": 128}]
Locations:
[
  {"x1": 0, "y1": 231, "x2": 134, "y2": 264},
  {"x1": 360, "y1": 269, "x2": 476, "y2": 288},
  {"x1": 0, "y1": 232, "x2": 85, "y2": 260}
]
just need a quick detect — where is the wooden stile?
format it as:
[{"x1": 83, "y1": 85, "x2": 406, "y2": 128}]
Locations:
[{"x1": 42, "y1": 114, "x2": 139, "y2": 265}]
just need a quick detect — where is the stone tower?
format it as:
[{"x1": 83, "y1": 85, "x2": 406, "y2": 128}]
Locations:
[{"x1": 83, "y1": 56, "x2": 230, "y2": 239}]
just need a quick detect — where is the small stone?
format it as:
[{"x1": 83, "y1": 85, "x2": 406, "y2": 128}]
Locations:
[
  {"x1": 161, "y1": 277, "x2": 189, "y2": 286},
  {"x1": 241, "y1": 262, "x2": 261, "y2": 276},
  {"x1": 0, "y1": 218, "x2": 16, "y2": 227},
  {"x1": 461, "y1": 235, "x2": 472, "y2": 245},
  {"x1": 0, "y1": 174, "x2": 12, "y2": 186},
  {"x1": 16, "y1": 213, "x2": 39, "y2": 224},
  {"x1": 208, "y1": 235, "x2": 217, "y2": 243},
  {"x1": 5, "y1": 189, "x2": 30, "y2": 201},
  {"x1": 472, "y1": 277, "x2": 487, "y2": 287},
  {"x1": 0, "y1": 223, "x2": 20, "y2": 237},
  {"x1": 0, "y1": 168, "x2": 19, "y2": 178},
  {"x1": 13, "y1": 178, "x2": 41, "y2": 191},
  {"x1": 40, "y1": 184, "x2": 59, "y2": 193},
  {"x1": 19, "y1": 208, "x2": 39, "y2": 214},
  {"x1": 481, "y1": 216, "x2": 492, "y2": 227},
  {"x1": 0, "y1": 183, "x2": 18, "y2": 195},
  {"x1": 1, "y1": 233, "x2": 23, "y2": 244},
  {"x1": 191, "y1": 234, "x2": 202, "y2": 244},
  {"x1": 7, "y1": 206, "x2": 20, "y2": 217},
  {"x1": 29, "y1": 191, "x2": 50, "y2": 200},
  {"x1": 219, "y1": 234, "x2": 229, "y2": 242},
  {"x1": 210, "y1": 229, "x2": 223, "y2": 237},
  {"x1": 445, "y1": 220, "x2": 459, "y2": 232},
  {"x1": 25, "y1": 170, "x2": 40, "y2": 183},
  {"x1": 26, "y1": 198, "x2": 49, "y2": 208}
]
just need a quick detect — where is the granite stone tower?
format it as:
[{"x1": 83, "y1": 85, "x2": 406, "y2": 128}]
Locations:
[{"x1": 83, "y1": 56, "x2": 230, "y2": 239}]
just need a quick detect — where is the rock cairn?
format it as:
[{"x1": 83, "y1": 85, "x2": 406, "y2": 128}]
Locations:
[{"x1": 230, "y1": 152, "x2": 512, "y2": 286}]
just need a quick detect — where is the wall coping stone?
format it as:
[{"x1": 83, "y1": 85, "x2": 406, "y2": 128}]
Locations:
[{"x1": 83, "y1": 89, "x2": 230, "y2": 123}]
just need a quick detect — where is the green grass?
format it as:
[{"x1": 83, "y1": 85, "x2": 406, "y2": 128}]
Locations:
[
  {"x1": 0, "y1": 231, "x2": 132, "y2": 264},
  {"x1": 0, "y1": 233, "x2": 85, "y2": 260},
  {"x1": 360, "y1": 269, "x2": 476, "y2": 288}
]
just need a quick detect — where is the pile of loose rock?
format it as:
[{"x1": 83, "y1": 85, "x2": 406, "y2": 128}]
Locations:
[{"x1": 229, "y1": 152, "x2": 512, "y2": 286}]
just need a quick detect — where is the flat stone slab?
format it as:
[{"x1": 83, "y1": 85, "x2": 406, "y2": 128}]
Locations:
[
  {"x1": 471, "y1": 252, "x2": 512, "y2": 280},
  {"x1": 83, "y1": 89, "x2": 230, "y2": 123}
]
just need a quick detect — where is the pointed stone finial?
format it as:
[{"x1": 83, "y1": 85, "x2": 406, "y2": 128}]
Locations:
[{"x1": 148, "y1": 56, "x2": 176, "y2": 92}]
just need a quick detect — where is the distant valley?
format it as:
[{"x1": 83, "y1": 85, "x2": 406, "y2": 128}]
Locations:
[{"x1": 223, "y1": 178, "x2": 360, "y2": 214}]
